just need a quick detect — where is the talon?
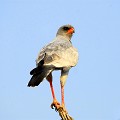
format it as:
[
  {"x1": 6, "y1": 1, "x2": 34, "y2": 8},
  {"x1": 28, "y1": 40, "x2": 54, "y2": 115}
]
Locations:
[
  {"x1": 51, "y1": 103, "x2": 55, "y2": 109},
  {"x1": 55, "y1": 106, "x2": 58, "y2": 112},
  {"x1": 50, "y1": 100, "x2": 60, "y2": 111}
]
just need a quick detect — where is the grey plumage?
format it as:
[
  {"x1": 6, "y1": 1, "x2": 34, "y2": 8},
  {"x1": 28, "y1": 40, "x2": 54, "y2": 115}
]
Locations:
[{"x1": 28, "y1": 24, "x2": 78, "y2": 87}]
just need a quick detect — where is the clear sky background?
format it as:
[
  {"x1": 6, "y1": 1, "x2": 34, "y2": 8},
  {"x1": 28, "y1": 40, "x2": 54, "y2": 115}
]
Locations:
[{"x1": 0, "y1": 0, "x2": 120, "y2": 120}]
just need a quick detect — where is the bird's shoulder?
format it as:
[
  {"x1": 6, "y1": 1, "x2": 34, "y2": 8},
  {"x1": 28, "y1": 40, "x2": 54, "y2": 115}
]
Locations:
[
  {"x1": 36, "y1": 37, "x2": 78, "y2": 67},
  {"x1": 36, "y1": 37, "x2": 71, "y2": 64},
  {"x1": 45, "y1": 37, "x2": 72, "y2": 51}
]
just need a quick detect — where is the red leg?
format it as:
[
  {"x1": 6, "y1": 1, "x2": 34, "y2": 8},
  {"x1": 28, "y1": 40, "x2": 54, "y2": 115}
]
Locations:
[
  {"x1": 60, "y1": 83, "x2": 68, "y2": 114},
  {"x1": 49, "y1": 78, "x2": 56, "y2": 100},
  {"x1": 46, "y1": 73, "x2": 60, "y2": 110},
  {"x1": 60, "y1": 70, "x2": 69, "y2": 113},
  {"x1": 61, "y1": 84, "x2": 65, "y2": 107}
]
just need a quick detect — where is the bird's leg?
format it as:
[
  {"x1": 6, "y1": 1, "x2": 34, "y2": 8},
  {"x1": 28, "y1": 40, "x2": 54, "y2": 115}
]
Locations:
[
  {"x1": 58, "y1": 68, "x2": 74, "y2": 120},
  {"x1": 50, "y1": 80, "x2": 60, "y2": 110},
  {"x1": 59, "y1": 76, "x2": 74, "y2": 120},
  {"x1": 60, "y1": 74, "x2": 68, "y2": 113},
  {"x1": 60, "y1": 68, "x2": 70, "y2": 112},
  {"x1": 46, "y1": 73, "x2": 60, "y2": 111}
]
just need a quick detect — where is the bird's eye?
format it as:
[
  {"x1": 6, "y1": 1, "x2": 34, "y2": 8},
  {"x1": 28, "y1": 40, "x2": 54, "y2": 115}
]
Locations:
[{"x1": 63, "y1": 27, "x2": 69, "y2": 30}]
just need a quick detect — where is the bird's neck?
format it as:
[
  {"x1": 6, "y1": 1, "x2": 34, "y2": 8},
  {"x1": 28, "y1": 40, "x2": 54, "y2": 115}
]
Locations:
[{"x1": 56, "y1": 35, "x2": 71, "y2": 41}]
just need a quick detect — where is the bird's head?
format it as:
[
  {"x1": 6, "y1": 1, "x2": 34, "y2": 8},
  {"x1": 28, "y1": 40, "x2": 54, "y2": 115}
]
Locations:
[{"x1": 56, "y1": 24, "x2": 75, "y2": 40}]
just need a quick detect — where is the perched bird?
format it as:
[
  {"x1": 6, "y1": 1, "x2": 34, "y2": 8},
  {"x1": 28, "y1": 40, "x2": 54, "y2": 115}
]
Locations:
[{"x1": 28, "y1": 24, "x2": 78, "y2": 119}]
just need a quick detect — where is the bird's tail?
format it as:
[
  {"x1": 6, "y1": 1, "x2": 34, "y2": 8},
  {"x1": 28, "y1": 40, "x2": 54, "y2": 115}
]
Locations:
[{"x1": 28, "y1": 66, "x2": 52, "y2": 87}]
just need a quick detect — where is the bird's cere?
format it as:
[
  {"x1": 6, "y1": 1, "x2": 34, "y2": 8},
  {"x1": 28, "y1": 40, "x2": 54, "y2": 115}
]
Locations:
[{"x1": 67, "y1": 27, "x2": 75, "y2": 34}]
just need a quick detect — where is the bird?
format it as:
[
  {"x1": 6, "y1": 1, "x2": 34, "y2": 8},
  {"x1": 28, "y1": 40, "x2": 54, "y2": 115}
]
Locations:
[{"x1": 28, "y1": 24, "x2": 78, "y2": 119}]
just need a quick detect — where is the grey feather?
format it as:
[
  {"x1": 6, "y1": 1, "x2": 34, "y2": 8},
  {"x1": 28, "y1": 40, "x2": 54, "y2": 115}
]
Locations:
[
  {"x1": 28, "y1": 24, "x2": 78, "y2": 87},
  {"x1": 36, "y1": 36, "x2": 78, "y2": 68}
]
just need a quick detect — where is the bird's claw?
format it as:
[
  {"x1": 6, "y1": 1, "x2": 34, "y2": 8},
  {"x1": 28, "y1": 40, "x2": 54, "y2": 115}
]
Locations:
[
  {"x1": 51, "y1": 103, "x2": 58, "y2": 112},
  {"x1": 58, "y1": 107, "x2": 74, "y2": 120},
  {"x1": 50, "y1": 101, "x2": 60, "y2": 112},
  {"x1": 51, "y1": 103, "x2": 55, "y2": 109},
  {"x1": 50, "y1": 101, "x2": 74, "y2": 120}
]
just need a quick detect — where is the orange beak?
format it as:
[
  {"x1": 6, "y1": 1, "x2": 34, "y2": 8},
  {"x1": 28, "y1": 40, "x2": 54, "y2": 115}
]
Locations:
[{"x1": 67, "y1": 27, "x2": 75, "y2": 34}]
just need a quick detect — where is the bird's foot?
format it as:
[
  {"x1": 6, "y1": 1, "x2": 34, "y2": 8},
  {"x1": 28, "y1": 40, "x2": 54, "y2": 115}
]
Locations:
[
  {"x1": 51, "y1": 101, "x2": 74, "y2": 120},
  {"x1": 51, "y1": 100, "x2": 60, "y2": 111},
  {"x1": 58, "y1": 107, "x2": 74, "y2": 120}
]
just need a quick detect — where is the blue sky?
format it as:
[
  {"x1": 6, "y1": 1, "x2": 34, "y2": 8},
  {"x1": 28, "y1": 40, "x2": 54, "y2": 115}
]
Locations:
[{"x1": 0, "y1": 0, "x2": 120, "y2": 120}]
